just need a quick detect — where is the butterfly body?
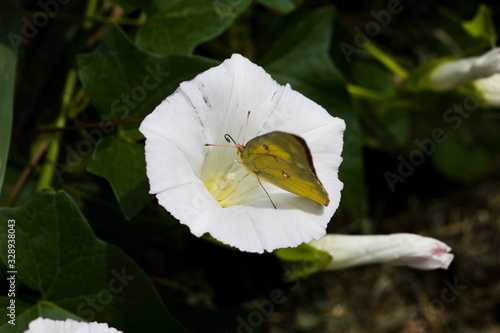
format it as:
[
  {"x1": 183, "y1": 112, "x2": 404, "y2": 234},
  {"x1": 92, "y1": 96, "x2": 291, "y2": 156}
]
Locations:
[{"x1": 237, "y1": 131, "x2": 330, "y2": 207}]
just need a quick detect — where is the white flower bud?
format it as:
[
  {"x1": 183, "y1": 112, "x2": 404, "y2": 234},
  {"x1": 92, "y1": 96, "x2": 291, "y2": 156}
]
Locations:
[{"x1": 309, "y1": 233, "x2": 454, "y2": 270}]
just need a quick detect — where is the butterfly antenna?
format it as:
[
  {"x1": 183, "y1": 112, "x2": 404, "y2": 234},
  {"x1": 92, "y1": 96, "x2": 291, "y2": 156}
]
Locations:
[
  {"x1": 242, "y1": 110, "x2": 251, "y2": 146},
  {"x1": 204, "y1": 134, "x2": 238, "y2": 148},
  {"x1": 256, "y1": 176, "x2": 277, "y2": 209},
  {"x1": 224, "y1": 134, "x2": 238, "y2": 145}
]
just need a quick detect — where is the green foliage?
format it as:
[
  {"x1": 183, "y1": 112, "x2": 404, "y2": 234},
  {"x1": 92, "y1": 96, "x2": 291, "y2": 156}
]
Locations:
[
  {"x1": 0, "y1": 189, "x2": 190, "y2": 333},
  {"x1": 0, "y1": 0, "x2": 21, "y2": 196},
  {"x1": 257, "y1": 0, "x2": 302, "y2": 14},
  {"x1": 77, "y1": 23, "x2": 219, "y2": 120},
  {"x1": 274, "y1": 243, "x2": 332, "y2": 279},
  {"x1": 432, "y1": 140, "x2": 491, "y2": 183},
  {"x1": 103, "y1": 0, "x2": 151, "y2": 13},
  {"x1": 135, "y1": 0, "x2": 252, "y2": 55},
  {"x1": 462, "y1": 3, "x2": 497, "y2": 46},
  {"x1": 404, "y1": 57, "x2": 455, "y2": 92},
  {"x1": 87, "y1": 136, "x2": 152, "y2": 220}
]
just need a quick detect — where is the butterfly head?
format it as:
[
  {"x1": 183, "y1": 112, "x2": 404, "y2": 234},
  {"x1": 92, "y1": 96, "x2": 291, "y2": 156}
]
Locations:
[
  {"x1": 223, "y1": 133, "x2": 245, "y2": 157},
  {"x1": 204, "y1": 134, "x2": 244, "y2": 157}
]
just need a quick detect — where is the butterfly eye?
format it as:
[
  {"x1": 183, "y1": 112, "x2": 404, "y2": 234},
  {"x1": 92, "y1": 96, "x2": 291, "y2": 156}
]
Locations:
[{"x1": 263, "y1": 144, "x2": 269, "y2": 150}]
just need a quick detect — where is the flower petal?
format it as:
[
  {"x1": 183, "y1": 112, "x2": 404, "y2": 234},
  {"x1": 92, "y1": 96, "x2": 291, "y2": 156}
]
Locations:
[
  {"x1": 140, "y1": 54, "x2": 345, "y2": 253},
  {"x1": 309, "y1": 233, "x2": 454, "y2": 270},
  {"x1": 24, "y1": 318, "x2": 122, "y2": 333}
]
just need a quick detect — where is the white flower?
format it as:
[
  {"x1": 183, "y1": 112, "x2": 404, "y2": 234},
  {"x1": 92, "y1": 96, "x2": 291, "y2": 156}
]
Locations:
[
  {"x1": 24, "y1": 318, "x2": 122, "y2": 333},
  {"x1": 309, "y1": 233, "x2": 454, "y2": 270},
  {"x1": 475, "y1": 73, "x2": 500, "y2": 107},
  {"x1": 140, "y1": 54, "x2": 345, "y2": 253},
  {"x1": 429, "y1": 47, "x2": 500, "y2": 91}
]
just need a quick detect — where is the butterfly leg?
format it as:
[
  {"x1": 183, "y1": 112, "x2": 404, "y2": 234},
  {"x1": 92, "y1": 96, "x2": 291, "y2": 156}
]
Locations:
[
  {"x1": 256, "y1": 175, "x2": 277, "y2": 209},
  {"x1": 218, "y1": 173, "x2": 249, "y2": 204}
]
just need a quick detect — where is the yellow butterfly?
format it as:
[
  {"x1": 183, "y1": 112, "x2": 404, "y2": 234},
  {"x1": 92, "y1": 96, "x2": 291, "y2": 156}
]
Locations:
[{"x1": 205, "y1": 111, "x2": 329, "y2": 208}]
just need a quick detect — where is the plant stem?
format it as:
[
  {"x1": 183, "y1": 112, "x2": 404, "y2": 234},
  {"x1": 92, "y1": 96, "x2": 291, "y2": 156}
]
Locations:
[
  {"x1": 346, "y1": 84, "x2": 412, "y2": 108},
  {"x1": 22, "y1": 11, "x2": 146, "y2": 26},
  {"x1": 346, "y1": 84, "x2": 395, "y2": 102},
  {"x1": 35, "y1": 68, "x2": 78, "y2": 191},
  {"x1": 13, "y1": 118, "x2": 143, "y2": 139},
  {"x1": 83, "y1": 0, "x2": 99, "y2": 30},
  {"x1": 365, "y1": 42, "x2": 408, "y2": 79},
  {"x1": 6, "y1": 135, "x2": 51, "y2": 206}
]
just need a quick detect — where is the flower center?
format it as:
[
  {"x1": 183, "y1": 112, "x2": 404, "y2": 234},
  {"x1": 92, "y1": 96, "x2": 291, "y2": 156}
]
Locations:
[
  {"x1": 203, "y1": 172, "x2": 239, "y2": 207},
  {"x1": 200, "y1": 149, "x2": 249, "y2": 207}
]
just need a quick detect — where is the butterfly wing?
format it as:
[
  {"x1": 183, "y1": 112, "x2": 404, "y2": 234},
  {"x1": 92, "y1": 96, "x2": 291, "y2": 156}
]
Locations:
[{"x1": 242, "y1": 132, "x2": 330, "y2": 206}]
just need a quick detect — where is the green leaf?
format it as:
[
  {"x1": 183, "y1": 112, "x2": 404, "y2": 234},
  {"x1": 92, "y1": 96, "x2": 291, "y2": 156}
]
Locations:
[
  {"x1": 274, "y1": 243, "x2": 331, "y2": 279},
  {"x1": 0, "y1": 0, "x2": 21, "y2": 196},
  {"x1": 77, "y1": 23, "x2": 218, "y2": 121},
  {"x1": 87, "y1": 135, "x2": 152, "y2": 220},
  {"x1": 462, "y1": 3, "x2": 497, "y2": 46},
  {"x1": 0, "y1": 297, "x2": 33, "y2": 331},
  {"x1": 1, "y1": 297, "x2": 83, "y2": 333},
  {"x1": 0, "y1": 189, "x2": 192, "y2": 333},
  {"x1": 135, "y1": 0, "x2": 251, "y2": 55},
  {"x1": 432, "y1": 139, "x2": 491, "y2": 183},
  {"x1": 260, "y1": 7, "x2": 366, "y2": 225},
  {"x1": 103, "y1": 0, "x2": 150, "y2": 13},
  {"x1": 257, "y1": 0, "x2": 302, "y2": 14},
  {"x1": 11, "y1": 0, "x2": 80, "y2": 134},
  {"x1": 348, "y1": 61, "x2": 410, "y2": 148},
  {"x1": 435, "y1": 5, "x2": 491, "y2": 54}
]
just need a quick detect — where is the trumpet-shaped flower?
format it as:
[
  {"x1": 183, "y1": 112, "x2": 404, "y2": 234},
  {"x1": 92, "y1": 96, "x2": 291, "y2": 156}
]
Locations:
[
  {"x1": 309, "y1": 233, "x2": 454, "y2": 270},
  {"x1": 429, "y1": 47, "x2": 500, "y2": 91},
  {"x1": 24, "y1": 318, "x2": 122, "y2": 333},
  {"x1": 140, "y1": 54, "x2": 345, "y2": 253}
]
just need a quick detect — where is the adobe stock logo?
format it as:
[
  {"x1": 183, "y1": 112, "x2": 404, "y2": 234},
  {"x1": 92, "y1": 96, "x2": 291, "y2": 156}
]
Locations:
[
  {"x1": 340, "y1": 0, "x2": 411, "y2": 63},
  {"x1": 76, "y1": 267, "x2": 135, "y2": 321},
  {"x1": 8, "y1": 0, "x2": 70, "y2": 54},
  {"x1": 228, "y1": 255, "x2": 325, "y2": 333},
  {"x1": 407, "y1": 277, "x2": 467, "y2": 331},
  {"x1": 384, "y1": 93, "x2": 480, "y2": 192}
]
